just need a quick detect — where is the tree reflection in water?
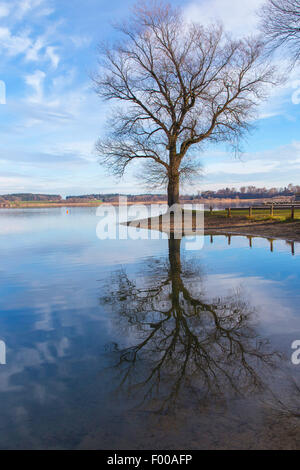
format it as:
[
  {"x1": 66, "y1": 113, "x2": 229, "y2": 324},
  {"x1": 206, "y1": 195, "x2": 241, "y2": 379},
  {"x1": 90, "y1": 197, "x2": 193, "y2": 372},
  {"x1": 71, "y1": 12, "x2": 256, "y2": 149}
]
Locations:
[{"x1": 100, "y1": 236, "x2": 280, "y2": 412}]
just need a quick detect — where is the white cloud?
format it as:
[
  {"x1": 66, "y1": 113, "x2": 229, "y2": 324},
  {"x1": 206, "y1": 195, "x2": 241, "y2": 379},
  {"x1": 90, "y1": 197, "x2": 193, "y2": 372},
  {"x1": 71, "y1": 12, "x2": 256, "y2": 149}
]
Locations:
[
  {"x1": 70, "y1": 35, "x2": 92, "y2": 49},
  {"x1": 204, "y1": 274, "x2": 300, "y2": 335},
  {"x1": 0, "y1": 26, "x2": 32, "y2": 56},
  {"x1": 12, "y1": 77, "x2": 100, "y2": 131},
  {"x1": 35, "y1": 6, "x2": 54, "y2": 17},
  {"x1": 0, "y1": 26, "x2": 59, "y2": 68},
  {"x1": 255, "y1": 141, "x2": 300, "y2": 163},
  {"x1": 15, "y1": 0, "x2": 45, "y2": 20},
  {"x1": 0, "y1": 0, "x2": 60, "y2": 67},
  {"x1": 184, "y1": 0, "x2": 265, "y2": 36},
  {"x1": 24, "y1": 36, "x2": 60, "y2": 68},
  {"x1": 205, "y1": 159, "x2": 278, "y2": 176},
  {"x1": 198, "y1": 140, "x2": 300, "y2": 190},
  {"x1": 0, "y1": 3, "x2": 10, "y2": 17},
  {"x1": 25, "y1": 70, "x2": 46, "y2": 103},
  {"x1": 0, "y1": 175, "x2": 36, "y2": 191},
  {"x1": 52, "y1": 68, "x2": 77, "y2": 91},
  {"x1": 25, "y1": 36, "x2": 44, "y2": 61},
  {"x1": 45, "y1": 141, "x2": 95, "y2": 161},
  {"x1": 45, "y1": 46, "x2": 59, "y2": 68}
]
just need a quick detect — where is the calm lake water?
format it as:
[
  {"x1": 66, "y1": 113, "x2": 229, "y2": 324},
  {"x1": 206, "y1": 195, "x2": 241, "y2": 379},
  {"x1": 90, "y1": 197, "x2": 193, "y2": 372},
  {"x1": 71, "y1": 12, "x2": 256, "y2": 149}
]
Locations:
[{"x1": 0, "y1": 207, "x2": 300, "y2": 450}]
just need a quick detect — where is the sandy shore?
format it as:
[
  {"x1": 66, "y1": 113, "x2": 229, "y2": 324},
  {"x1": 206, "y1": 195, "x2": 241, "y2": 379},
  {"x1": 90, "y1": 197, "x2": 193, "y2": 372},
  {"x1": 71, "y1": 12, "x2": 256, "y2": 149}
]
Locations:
[
  {"x1": 206, "y1": 222, "x2": 300, "y2": 242},
  {"x1": 127, "y1": 213, "x2": 300, "y2": 243},
  {"x1": 204, "y1": 215, "x2": 300, "y2": 242}
]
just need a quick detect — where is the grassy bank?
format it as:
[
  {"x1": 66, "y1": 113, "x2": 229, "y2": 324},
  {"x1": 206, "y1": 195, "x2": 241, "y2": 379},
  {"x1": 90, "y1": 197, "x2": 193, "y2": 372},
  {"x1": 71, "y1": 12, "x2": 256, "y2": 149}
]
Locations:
[
  {"x1": 205, "y1": 208, "x2": 300, "y2": 222},
  {"x1": 202, "y1": 208, "x2": 300, "y2": 242}
]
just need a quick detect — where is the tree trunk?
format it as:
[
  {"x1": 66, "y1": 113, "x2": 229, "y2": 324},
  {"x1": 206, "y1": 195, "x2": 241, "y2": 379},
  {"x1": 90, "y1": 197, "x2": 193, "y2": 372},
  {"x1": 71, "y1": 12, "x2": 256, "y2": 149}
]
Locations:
[
  {"x1": 168, "y1": 236, "x2": 181, "y2": 274},
  {"x1": 168, "y1": 236, "x2": 182, "y2": 307},
  {"x1": 167, "y1": 171, "x2": 180, "y2": 207}
]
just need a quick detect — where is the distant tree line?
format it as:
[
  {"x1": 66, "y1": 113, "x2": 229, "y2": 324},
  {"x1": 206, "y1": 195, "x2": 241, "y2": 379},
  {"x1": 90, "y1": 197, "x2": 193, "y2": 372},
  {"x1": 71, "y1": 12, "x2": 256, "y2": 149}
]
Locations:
[
  {"x1": 66, "y1": 185, "x2": 300, "y2": 202},
  {"x1": 66, "y1": 194, "x2": 117, "y2": 202},
  {"x1": 65, "y1": 193, "x2": 167, "y2": 202},
  {"x1": 198, "y1": 184, "x2": 300, "y2": 200},
  {"x1": 0, "y1": 193, "x2": 62, "y2": 202},
  {"x1": 1, "y1": 185, "x2": 299, "y2": 204}
]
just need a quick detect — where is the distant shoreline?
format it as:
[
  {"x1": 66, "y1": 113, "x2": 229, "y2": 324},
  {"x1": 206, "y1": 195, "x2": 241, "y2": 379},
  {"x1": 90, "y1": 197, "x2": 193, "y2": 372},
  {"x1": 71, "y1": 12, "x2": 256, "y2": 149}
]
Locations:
[
  {"x1": 0, "y1": 198, "x2": 291, "y2": 209},
  {"x1": 0, "y1": 202, "x2": 103, "y2": 208}
]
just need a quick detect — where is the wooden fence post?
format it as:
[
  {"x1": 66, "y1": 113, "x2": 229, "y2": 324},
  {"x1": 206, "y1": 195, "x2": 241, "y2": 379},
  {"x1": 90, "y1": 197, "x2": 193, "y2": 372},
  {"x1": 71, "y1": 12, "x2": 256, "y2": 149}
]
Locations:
[
  {"x1": 248, "y1": 236, "x2": 253, "y2": 248},
  {"x1": 210, "y1": 205, "x2": 213, "y2": 215},
  {"x1": 227, "y1": 208, "x2": 231, "y2": 218},
  {"x1": 249, "y1": 207, "x2": 252, "y2": 217},
  {"x1": 291, "y1": 205, "x2": 295, "y2": 220},
  {"x1": 270, "y1": 204, "x2": 274, "y2": 217}
]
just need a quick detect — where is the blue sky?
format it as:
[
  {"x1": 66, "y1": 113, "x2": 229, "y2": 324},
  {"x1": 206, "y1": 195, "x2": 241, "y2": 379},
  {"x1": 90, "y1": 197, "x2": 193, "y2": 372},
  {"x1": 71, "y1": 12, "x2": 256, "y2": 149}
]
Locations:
[{"x1": 0, "y1": 0, "x2": 300, "y2": 196}]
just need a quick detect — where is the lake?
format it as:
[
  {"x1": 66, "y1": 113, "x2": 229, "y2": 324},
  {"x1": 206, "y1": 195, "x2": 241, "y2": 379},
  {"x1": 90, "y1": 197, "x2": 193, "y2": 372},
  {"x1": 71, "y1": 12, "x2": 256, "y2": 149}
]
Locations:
[{"x1": 0, "y1": 207, "x2": 300, "y2": 449}]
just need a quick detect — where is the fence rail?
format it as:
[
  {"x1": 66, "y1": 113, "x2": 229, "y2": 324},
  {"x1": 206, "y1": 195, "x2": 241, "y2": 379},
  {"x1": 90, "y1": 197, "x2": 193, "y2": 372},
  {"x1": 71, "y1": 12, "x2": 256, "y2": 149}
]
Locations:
[{"x1": 219, "y1": 204, "x2": 300, "y2": 219}]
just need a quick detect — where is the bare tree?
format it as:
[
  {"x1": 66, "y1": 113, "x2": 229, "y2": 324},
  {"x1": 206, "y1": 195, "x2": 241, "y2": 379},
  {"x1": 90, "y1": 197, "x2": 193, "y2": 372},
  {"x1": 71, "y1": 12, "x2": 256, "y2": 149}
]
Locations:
[
  {"x1": 260, "y1": 0, "x2": 300, "y2": 64},
  {"x1": 94, "y1": 1, "x2": 277, "y2": 207}
]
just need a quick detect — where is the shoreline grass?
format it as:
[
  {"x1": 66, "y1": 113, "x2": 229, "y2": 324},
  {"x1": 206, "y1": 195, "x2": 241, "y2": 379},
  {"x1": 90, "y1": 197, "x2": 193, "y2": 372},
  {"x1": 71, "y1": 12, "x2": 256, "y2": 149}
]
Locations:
[{"x1": 204, "y1": 208, "x2": 300, "y2": 223}]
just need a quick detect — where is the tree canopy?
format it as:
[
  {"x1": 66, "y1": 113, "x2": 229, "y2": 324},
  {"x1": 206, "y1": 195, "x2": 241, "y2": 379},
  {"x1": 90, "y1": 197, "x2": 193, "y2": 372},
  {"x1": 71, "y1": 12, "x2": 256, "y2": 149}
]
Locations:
[
  {"x1": 260, "y1": 0, "x2": 300, "y2": 64},
  {"x1": 94, "y1": 1, "x2": 278, "y2": 206}
]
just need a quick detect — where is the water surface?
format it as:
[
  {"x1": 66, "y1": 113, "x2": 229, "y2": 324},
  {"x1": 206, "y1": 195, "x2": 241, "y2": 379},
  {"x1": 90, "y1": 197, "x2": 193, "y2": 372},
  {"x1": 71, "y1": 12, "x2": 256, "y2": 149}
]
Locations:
[{"x1": 0, "y1": 207, "x2": 299, "y2": 449}]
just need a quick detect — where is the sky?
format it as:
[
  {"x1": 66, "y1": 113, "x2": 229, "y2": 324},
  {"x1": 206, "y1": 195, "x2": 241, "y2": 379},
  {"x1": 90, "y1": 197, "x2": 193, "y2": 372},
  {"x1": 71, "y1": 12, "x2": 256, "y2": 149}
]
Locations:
[{"x1": 0, "y1": 0, "x2": 300, "y2": 196}]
